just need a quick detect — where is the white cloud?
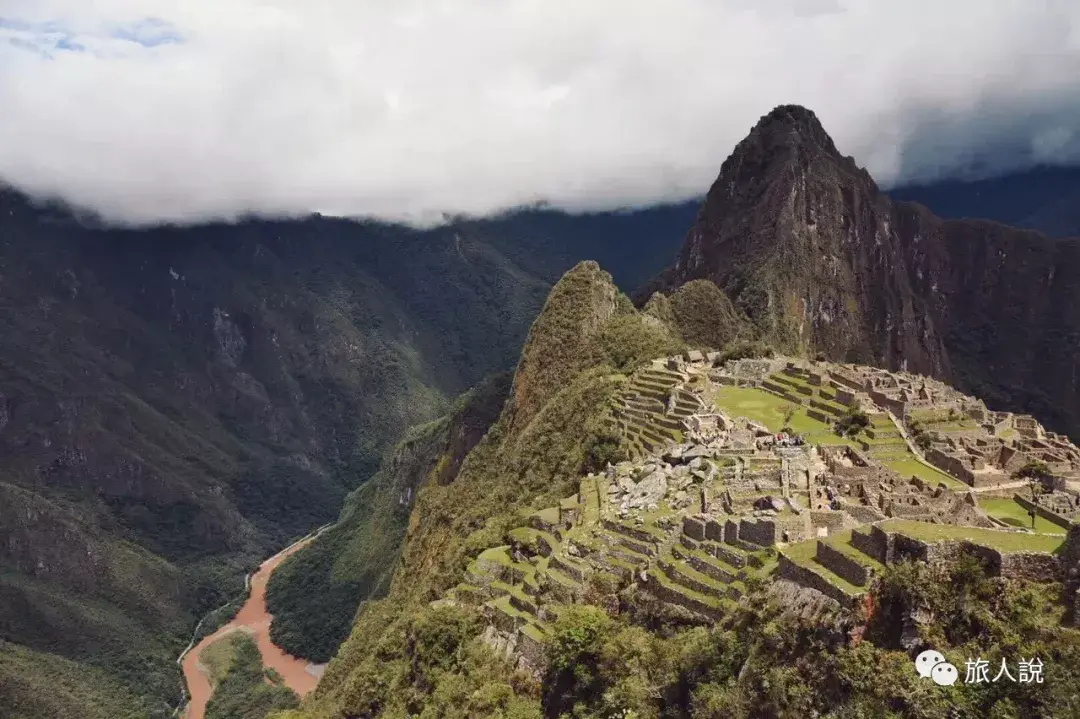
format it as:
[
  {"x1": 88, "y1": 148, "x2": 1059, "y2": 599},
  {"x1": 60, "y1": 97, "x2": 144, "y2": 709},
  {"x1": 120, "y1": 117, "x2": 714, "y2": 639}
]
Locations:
[{"x1": 1, "y1": 0, "x2": 1079, "y2": 226}]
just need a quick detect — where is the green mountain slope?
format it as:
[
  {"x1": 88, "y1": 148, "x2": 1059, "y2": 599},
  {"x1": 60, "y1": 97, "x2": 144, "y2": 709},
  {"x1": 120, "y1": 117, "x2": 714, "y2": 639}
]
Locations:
[
  {"x1": 0, "y1": 187, "x2": 691, "y2": 716},
  {"x1": 277, "y1": 262, "x2": 685, "y2": 717},
  {"x1": 266, "y1": 373, "x2": 512, "y2": 661}
]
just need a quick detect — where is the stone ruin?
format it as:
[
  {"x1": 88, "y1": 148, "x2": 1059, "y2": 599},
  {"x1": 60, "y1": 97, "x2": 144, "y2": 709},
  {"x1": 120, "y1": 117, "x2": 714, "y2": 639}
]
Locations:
[{"x1": 447, "y1": 354, "x2": 1078, "y2": 670}]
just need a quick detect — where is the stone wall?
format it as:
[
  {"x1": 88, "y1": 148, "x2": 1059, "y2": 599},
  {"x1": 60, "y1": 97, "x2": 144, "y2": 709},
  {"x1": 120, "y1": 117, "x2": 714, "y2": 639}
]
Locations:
[
  {"x1": 998, "y1": 552, "x2": 1062, "y2": 582},
  {"x1": 709, "y1": 542, "x2": 747, "y2": 568},
  {"x1": 660, "y1": 559, "x2": 724, "y2": 599},
  {"x1": 777, "y1": 554, "x2": 856, "y2": 609},
  {"x1": 852, "y1": 526, "x2": 890, "y2": 564},
  {"x1": 925, "y1": 448, "x2": 975, "y2": 486},
  {"x1": 602, "y1": 519, "x2": 660, "y2": 546},
  {"x1": 873, "y1": 528, "x2": 1063, "y2": 582},
  {"x1": 516, "y1": 627, "x2": 546, "y2": 672},
  {"x1": 776, "y1": 513, "x2": 813, "y2": 543},
  {"x1": 869, "y1": 390, "x2": 906, "y2": 418},
  {"x1": 550, "y1": 555, "x2": 585, "y2": 582},
  {"x1": 844, "y1": 504, "x2": 887, "y2": 524},
  {"x1": 1014, "y1": 494, "x2": 1075, "y2": 531},
  {"x1": 815, "y1": 541, "x2": 873, "y2": 587},
  {"x1": 643, "y1": 574, "x2": 726, "y2": 621},
  {"x1": 682, "y1": 516, "x2": 706, "y2": 541},
  {"x1": 705, "y1": 518, "x2": 725, "y2": 542},
  {"x1": 681, "y1": 550, "x2": 737, "y2": 584},
  {"x1": 1062, "y1": 524, "x2": 1080, "y2": 622},
  {"x1": 810, "y1": 510, "x2": 847, "y2": 535},
  {"x1": 739, "y1": 518, "x2": 777, "y2": 546}
]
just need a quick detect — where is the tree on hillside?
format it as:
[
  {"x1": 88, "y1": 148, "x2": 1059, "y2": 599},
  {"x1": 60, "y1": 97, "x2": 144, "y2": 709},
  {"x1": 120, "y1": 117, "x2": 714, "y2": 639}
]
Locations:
[
  {"x1": 1013, "y1": 460, "x2": 1052, "y2": 528},
  {"x1": 780, "y1": 403, "x2": 798, "y2": 433},
  {"x1": 835, "y1": 408, "x2": 870, "y2": 438}
]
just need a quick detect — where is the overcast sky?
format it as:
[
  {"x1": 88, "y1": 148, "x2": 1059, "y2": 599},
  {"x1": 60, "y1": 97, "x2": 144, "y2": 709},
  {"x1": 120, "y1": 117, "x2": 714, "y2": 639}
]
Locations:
[{"x1": 1, "y1": 0, "x2": 1079, "y2": 226}]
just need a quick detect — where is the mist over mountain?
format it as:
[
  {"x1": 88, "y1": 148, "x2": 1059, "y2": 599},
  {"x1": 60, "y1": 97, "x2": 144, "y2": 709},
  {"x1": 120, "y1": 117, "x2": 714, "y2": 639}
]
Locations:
[{"x1": 2, "y1": 1, "x2": 1079, "y2": 225}]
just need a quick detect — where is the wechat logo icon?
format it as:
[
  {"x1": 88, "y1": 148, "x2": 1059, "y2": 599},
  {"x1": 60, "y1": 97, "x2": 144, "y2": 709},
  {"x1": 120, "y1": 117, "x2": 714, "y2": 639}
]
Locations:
[{"x1": 915, "y1": 649, "x2": 959, "y2": 686}]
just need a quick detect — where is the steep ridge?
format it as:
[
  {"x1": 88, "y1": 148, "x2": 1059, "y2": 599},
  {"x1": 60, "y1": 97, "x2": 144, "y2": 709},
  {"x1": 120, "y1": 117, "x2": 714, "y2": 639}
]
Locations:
[
  {"x1": 286, "y1": 262, "x2": 685, "y2": 717},
  {"x1": 643, "y1": 105, "x2": 1080, "y2": 438}
]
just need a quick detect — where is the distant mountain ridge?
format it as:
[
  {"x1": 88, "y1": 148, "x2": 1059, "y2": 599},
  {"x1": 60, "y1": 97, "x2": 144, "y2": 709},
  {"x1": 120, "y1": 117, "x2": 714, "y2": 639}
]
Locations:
[
  {"x1": 892, "y1": 165, "x2": 1080, "y2": 238},
  {"x1": 644, "y1": 104, "x2": 1080, "y2": 438}
]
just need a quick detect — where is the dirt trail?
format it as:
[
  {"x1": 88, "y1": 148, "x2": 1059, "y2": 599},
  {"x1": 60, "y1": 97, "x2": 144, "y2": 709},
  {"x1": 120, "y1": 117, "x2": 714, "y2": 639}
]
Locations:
[{"x1": 181, "y1": 533, "x2": 326, "y2": 719}]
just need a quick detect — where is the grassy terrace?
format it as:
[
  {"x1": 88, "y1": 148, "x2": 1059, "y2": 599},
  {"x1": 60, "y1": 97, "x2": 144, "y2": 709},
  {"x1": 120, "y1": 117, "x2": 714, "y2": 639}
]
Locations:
[
  {"x1": 823, "y1": 530, "x2": 885, "y2": 571},
  {"x1": 978, "y1": 498, "x2": 1069, "y2": 536},
  {"x1": 877, "y1": 519, "x2": 1067, "y2": 554},
  {"x1": 707, "y1": 385, "x2": 858, "y2": 447},
  {"x1": 648, "y1": 561, "x2": 731, "y2": 610},
  {"x1": 881, "y1": 456, "x2": 968, "y2": 490},
  {"x1": 781, "y1": 537, "x2": 863, "y2": 596}
]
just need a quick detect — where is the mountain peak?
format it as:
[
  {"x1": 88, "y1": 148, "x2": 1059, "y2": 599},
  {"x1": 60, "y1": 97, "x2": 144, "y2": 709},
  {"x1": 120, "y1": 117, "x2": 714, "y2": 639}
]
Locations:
[{"x1": 752, "y1": 104, "x2": 839, "y2": 155}]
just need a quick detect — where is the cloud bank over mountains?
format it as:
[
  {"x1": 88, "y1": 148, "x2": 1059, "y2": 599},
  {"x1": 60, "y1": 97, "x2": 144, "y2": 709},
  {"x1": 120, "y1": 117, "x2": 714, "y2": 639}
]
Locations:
[{"x1": 1, "y1": 0, "x2": 1079, "y2": 226}]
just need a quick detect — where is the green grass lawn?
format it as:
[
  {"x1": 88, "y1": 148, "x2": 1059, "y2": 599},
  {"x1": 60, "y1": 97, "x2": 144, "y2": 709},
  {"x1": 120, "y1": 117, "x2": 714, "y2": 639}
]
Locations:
[
  {"x1": 882, "y1": 457, "x2": 968, "y2": 490},
  {"x1": 979, "y1": 498, "x2": 1068, "y2": 536},
  {"x1": 708, "y1": 387, "x2": 974, "y2": 490},
  {"x1": 708, "y1": 386, "x2": 856, "y2": 446},
  {"x1": 879, "y1": 519, "x2": 1067, "y2": 554}
]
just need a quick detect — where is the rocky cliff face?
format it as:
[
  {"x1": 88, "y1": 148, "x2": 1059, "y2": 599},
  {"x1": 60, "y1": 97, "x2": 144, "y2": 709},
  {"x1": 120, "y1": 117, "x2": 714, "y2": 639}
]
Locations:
[{"x1": 645, "y1": 105, "x2": 1080, "y2": 437}]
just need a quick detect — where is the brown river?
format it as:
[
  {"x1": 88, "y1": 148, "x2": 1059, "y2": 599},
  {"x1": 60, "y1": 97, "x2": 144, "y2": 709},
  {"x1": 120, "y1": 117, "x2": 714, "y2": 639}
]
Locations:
[{"x1": 181, "y1": 534, "x2": 326, "y2": 719}]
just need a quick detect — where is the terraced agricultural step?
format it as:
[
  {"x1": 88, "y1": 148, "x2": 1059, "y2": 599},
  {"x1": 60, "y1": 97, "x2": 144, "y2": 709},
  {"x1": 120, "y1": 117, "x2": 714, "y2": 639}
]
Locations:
[
  {"x1": 638, "y1": 369, "x2": 686, "y2": 384},
  {"x1": 451, "y1": 582, "x2": 490, "y2": 605},
  {"x1": 761, "y1": 380, "x2": 790, "y2": 395},
  {"x1": 623, "y1": 396, "x2": 666, "y2": 412},
  {"x1": 586, "y1": 552, "x2": 638, "y2": 581},
  {"x1": 632, "y1": 375, "x2": 679, "y2": 391},
  {"x1": 508, "y1": 526, "x2": 558, "y2": 557},
  {"x1": 550, "y1": 554, "x2": 589, "y2": 582},
  {"x1": 778, "y1": 545, "x2": 865, "y2": 609},
  {"x1": 602, "y1": 518, "x2": 668, "y2": 545},
  {"x1": 816, "y1": 536, "x2": 884, "y2": 587},
  {"x1": 485, "y1": 595, "x2": 530, "y2": 634},
  {"x1": 697, "y1": 539, "x2": 748, "y2": 569},
  {"x1": 659, "y1": 557, "x2": 727, "y2": 599},
  {"x1": 492, "y1": 581, "x2": 540, "y2": 617},
  {"x1": 626, "y1": 397, "x2": 665, "y2": 414},
  {"x1": 643, "y1": 567, "x2": 731, "y2": 622},
  {"x1": 615, "y1": 406, "x2": 684, "y2": 433},
  {"x1": 672, "y1": 544, "x2": 739, "y2": 584},
  {"x1": 612, "y1": 532, "x2": 656, "y2": 557},
  {"x1": 544, "y1": 566, "x2": 582, "y2": 603}
]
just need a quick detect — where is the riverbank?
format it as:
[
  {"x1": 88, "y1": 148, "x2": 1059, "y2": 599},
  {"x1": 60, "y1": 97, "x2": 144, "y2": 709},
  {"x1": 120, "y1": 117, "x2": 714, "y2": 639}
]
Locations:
[{"x1": 180, "y1": 528, "x2": 330, "y2": 719}]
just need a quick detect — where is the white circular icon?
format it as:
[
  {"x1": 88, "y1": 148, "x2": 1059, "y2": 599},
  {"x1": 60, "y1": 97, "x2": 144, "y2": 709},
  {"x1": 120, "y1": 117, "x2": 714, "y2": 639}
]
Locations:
[
  {"x1": 915, "y1": 649, "x2": 946, "y2": 679},
  {"x1": 931, "y1": 662, "x2": 959, "y2": 686}
]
